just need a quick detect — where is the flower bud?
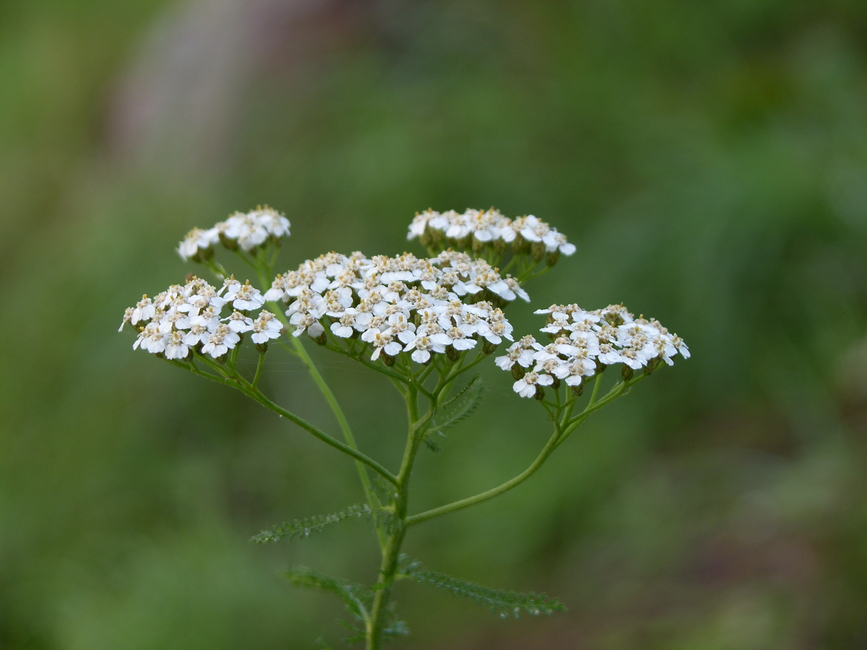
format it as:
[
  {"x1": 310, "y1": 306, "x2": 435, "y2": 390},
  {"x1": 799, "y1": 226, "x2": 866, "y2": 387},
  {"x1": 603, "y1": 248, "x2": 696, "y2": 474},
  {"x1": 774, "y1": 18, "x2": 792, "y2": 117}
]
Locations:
[
  {"x1": 218, "y1": 232, "x2": 238, "y2": 250},
  {"x1": 534, "y1": 386, "x2": 545, "y2": 401},
  {"x1": 482, "y1": 339, "x2": 499, "y2": 355},
  {"x1": 621, "y1": 366, "x2": 634, "y2": 381},
  {"x1": 545, "y1": 250, "x2": 561, "y2": 267},
  {"x1": 512, "y1": 233, "x2": 530, "y2": 254},
  {"x1": 644, "y1": 358, "x2": 661, "y2": 375},
  {"x1": 571, "y1": 383, "x2": 584, "y2": 398},
  {"x1": 420, "y1": 227, "x2": 434, "y2": 249},
  {"x1": 531, "y1": 241, "x2": 546, "y2": 262}
]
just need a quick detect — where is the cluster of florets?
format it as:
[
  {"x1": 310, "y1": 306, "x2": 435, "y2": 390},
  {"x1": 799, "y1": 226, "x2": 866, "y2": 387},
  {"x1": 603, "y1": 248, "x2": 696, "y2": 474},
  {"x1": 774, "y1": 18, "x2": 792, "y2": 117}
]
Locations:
[
  {"x1": 177, "y1": 206, "x2": 290, "y2": 261},
  {"x1": 407, "y1": 209, "x2": 576, "y2": 261},
  {"x1": 263, "y1": 250, "x2": 524, "y2": 363},
  {"x1": 119, "y1": 276, "x2": 283, "y2": 359},
  {"x1": 495, "y1": 304, "x2": 690, "y2": 398}
]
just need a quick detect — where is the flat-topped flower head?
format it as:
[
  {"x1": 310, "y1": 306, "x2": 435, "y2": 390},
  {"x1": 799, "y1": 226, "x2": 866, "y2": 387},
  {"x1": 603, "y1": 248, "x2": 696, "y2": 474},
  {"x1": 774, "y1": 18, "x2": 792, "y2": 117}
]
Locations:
[
  {"x1": 177, "y1": 206, "x2": 290, "y2": 261},
  {"x1": 270, "y1": 251, "x2": 525, "y2": 363},
  {"x1": 120, "y1": 276, "x2": 275, "y2": 359},
  {"x1": 407, "y1": 208, "x2": 575, "y2": 265},
  {"x1": 498, "y1": 303, "x2": 688, "y2": 397},
  {"x1": 177, "y1": 228, "x2": 220, "y2": 262}
]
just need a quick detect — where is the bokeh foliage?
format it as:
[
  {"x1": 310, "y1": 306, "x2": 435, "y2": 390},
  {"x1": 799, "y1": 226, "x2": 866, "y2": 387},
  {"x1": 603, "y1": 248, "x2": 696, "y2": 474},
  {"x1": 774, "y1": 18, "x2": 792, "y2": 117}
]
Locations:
[{"x1": 2, "y1": 0, "x2": 867, "y2": 648}]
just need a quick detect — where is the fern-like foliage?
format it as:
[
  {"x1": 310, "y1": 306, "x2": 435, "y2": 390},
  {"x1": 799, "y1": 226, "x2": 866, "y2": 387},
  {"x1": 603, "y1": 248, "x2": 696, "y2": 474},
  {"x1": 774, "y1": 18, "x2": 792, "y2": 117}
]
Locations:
[
  {"x1": 425, "y1": 375, "x2": 484, "y2": 450},
  {"x1": 251, "y1": 504, "x2": 373, "y2": 544},
  {"x1": 399, "y1": 556, "x2": 565, "y2": 618},
  {"x1": 282, "y1": 565, "x2": 371, "y2": 637},
  {"x1": 282, "y1": 566, "x2": 408, "y2": 643}
]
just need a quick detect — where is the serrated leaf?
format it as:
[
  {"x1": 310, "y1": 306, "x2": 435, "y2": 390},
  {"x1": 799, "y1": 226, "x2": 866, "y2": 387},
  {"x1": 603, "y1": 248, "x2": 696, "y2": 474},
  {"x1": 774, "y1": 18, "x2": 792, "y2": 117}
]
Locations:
[
  {"x1": 422, "y1": 431, "x2": 446, "y2": 452},
  {"x1": 429, "y1": 375, "x2": 484, "y2": 444},
  {"x1": 252, "y1": 504, "x2": 373, "y2": 544},
  {"x1": 282, "y1": 565, "x2": 372, "y2": 623},
  {"x1": 283, "y1": 566, "x2": 407, "y2": 644},
  {"x1": 400, "y1": 557, "x2": 565, "y2": 618},
  {"x1": 439, "y1": 374, "x2": 483, "y2": 412}
]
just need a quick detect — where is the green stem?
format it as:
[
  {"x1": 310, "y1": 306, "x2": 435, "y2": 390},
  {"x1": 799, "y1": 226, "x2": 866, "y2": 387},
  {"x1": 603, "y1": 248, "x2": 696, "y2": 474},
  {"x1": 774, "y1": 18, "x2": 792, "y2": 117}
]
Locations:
[
  {"x1": 405, "y1": 372, "x2": 649, "y2": 527},
  {"x1": 404, "y1": 423, "x2": 562, "y2": 527},
  {"x1": 554, "y1": 372, "x2": 648, "y2": 448},
  {"x1": 366, "y1": 386, "x2": 425, "y2": 649},
  {"x1": 325, "y1": 342, "x2": 410, "y2": 384},
  {"x1": 201, "y1": 258, "x2": 229, "y2": 280},
  {"x1": 192, "y1": 354, "x2": 398, "y2": 486},
  {"x1": 289, "y1": 332, "x2": 388, "y2": 548},
  {"x1": 251, "y1": 349, "x2": 266, "y2": 389},
  {"x1": 256, "y1": 253, "x2": 388, "y2": 547}
]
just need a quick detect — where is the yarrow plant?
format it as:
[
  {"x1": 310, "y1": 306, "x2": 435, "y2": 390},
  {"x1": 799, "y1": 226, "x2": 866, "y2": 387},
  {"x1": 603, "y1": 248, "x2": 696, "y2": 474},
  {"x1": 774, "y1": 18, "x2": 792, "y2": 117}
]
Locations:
[{"x1": 120, "y1": 206, "x2": 689, "y2": 648}]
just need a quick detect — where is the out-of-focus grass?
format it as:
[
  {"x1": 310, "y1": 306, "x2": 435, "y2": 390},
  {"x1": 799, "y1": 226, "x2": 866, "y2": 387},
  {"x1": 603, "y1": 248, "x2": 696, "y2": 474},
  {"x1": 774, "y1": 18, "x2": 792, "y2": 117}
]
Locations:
[{"x1": 2, "y1": 1, "x2": 867, "y2": 648}]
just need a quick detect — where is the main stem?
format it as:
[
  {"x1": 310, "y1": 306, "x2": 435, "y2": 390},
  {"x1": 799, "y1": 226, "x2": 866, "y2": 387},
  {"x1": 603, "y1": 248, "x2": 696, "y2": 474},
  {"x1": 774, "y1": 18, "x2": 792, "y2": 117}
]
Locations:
[{"x1": 366, "y1": 385, "x2": 423, "y2": 649}]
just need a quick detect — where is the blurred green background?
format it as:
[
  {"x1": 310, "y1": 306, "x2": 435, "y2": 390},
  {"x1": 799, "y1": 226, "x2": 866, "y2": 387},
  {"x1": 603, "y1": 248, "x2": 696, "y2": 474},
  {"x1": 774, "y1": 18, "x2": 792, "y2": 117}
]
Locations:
[{"x1": 2, "y1": 1, "x2": 867, "y2": 648}]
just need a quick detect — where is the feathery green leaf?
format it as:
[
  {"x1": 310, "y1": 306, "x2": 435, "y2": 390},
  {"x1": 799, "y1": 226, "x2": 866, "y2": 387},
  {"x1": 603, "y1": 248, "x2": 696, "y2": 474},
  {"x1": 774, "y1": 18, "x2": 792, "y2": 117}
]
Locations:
[
  {"x1": 282, "y1": 566, "x2": 407, "y2": 643},
  {"x1": 282, "y1": 565, "x2": 372, "y2": 623},
  {"x1": 252, "y1": 504, "x2": 373, "y2": 544},
  {"x1": 439, "y1": 373, "x2": 483, "y2": 414},
  {"x1": 399, "y1": 557, "x2": 565, "y2": 618},
  {"x1": 426, "y1": 375, "x2": 484, "y2": 450}
]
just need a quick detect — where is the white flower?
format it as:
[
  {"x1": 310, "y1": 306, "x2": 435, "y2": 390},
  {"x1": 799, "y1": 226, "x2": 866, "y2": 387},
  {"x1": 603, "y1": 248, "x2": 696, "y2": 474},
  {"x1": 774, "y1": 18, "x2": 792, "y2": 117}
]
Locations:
[
  {"x1": 250, "y1": 311, "x2": 283, "y2": 344},
  {"x1": 250, "y1": 206, "x2": 290, "y2": 238},
  {"x1": 164, "y1": 331, "x2": 190, "y2": 360},
  {"x1": 134, "y1": 322, "x2": 166, "y2": 353},
  {"x1": 290, "y1": 312, "x2": 324, "y2": 338},
  {"x1": 183, "y1": 324, "x2": 210, "y2": 347},
  {"x1": 221, "y1": 279, "x2": 265, "y2": 311},
  {"x1": 495, "y1": 337, "x2": 538, "y2": 370},
  {"x1": 191, "y1": 305, "x2": 221, "y2": 330},
  {"x1": 119, "y1": 307, "x2": 134, "y2": 332},
  {"x1": 403, "y1": 334, "x2": 445, "y2": 363},
  {"x1": 224, "y1": 310, "x2": 254, "y2": 333},
  {"x1": 432, "y1": 326, "x2": 478, "y2": 352},
  {"x1": 331, "y1": 312, "x2": 359, "y2": 338},
  {"x1": 131, "y1": 295, "x2": 155, "y2": 325},
  {"x1": 512, "y1": 371, "x2": 553, "y2": 398},
  {"x1": 363, "y1": 329, "x2": 401, "y2": 361},
  {"x1": 177, "y1": 228, "x2": 219, "y2": 261},
  {"x1": 202, "y1": 323, "x2": 240, "y2": 358}
]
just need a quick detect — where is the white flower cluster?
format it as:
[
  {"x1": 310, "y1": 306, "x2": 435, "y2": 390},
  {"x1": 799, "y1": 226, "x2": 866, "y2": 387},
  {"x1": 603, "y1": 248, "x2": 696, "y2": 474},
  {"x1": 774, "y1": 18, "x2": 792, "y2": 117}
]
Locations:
[
  {"x1": 263, "y1": 250, "x2": 525, "y2": 363},
  {"x1": 119, "y1": 277, "x2": 283, "y2": 359},
  {"x1": 407, "y1": 208, "x2": 576, "y2": 257},
  {"x1": 496, "y1": 304, "x2": 690, "y2": 398},
  {"x1": 177, "y1": 206, "x2": 290, "y2": 261}
]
